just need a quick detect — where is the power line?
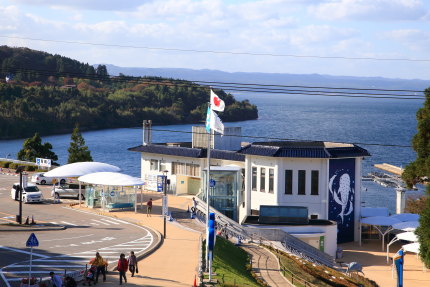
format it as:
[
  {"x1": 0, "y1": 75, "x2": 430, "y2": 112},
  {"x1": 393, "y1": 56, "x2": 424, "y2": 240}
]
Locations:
[
  {"x1": 1, "y1": 67, "x2": 426, "y2": 100},
  {"x1": 144, "y1": 128, "x2": 413, "y2": 148},
  {"x1": 1, "y1": 35, "x2": 430, "y2": 62}
]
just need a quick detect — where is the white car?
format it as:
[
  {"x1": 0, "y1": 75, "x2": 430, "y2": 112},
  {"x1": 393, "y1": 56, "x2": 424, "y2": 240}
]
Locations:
[
  {"x1": 31, "y1": 173, "x2": 66, "y2": 185},
  {"x1": 11, "y1": 183, "x2": 44, "y2": 203}
]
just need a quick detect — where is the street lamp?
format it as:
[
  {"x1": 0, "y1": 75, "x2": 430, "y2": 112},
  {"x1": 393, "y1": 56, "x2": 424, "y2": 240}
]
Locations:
[
  {"x1": 15, "y1": 166, "x2": 25, "y2": 224},
  {"x1": 162, "y1": 170, "x2": 168, "y2": 239}
]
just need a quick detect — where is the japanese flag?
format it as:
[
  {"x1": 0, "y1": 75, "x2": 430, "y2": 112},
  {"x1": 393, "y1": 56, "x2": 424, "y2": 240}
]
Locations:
[{"x1": 210, "y1": 90, "x2": 225, "y2": 112}]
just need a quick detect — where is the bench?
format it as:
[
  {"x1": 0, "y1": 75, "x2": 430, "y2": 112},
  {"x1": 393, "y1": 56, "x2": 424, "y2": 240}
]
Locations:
[{"x1": 106, "y1": 202, "x2": 134, "y2": 210}]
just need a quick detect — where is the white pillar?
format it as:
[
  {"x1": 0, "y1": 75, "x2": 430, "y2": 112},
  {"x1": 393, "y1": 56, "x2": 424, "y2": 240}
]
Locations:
[{"x1": 396, "y1": 188, "x2": 406, "y2": 214}]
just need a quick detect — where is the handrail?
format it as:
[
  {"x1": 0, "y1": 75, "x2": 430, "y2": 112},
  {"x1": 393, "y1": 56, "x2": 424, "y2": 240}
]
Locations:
[{"x1": 278, "y1": 256, "x2": 319, "y2": 287}]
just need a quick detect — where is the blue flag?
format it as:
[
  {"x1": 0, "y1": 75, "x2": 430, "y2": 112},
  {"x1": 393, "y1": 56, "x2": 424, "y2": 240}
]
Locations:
[
  {"x1": 394, "y1": 249, "x2": 404, "y2": 287},
  {"x1": 205, "y1": 107, "x2": 211, "y2": 133}
]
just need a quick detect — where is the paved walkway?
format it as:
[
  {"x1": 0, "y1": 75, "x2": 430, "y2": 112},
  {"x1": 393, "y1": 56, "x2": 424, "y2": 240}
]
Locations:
[
  {"x1": 71, "y1": 192, "x2": 201, "y2": 287},
  {"x1": 242, "y1": 244, "x2": 291, "y2": 287}
]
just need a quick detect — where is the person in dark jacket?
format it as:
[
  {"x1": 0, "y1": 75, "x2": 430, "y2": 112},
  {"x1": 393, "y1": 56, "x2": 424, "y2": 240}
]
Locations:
[
  {"x1": 117, "y1": 253, "x2": 129, "y2": 285},
  {"x1": 127, "y1": 251, "x2": 138, "y2": 277}
]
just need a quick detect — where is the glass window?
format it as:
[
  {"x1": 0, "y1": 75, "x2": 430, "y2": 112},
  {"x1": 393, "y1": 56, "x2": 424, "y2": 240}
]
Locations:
[
  {"x1": 252, "y1": 167, "x2": 257, "y2": 191},
  {"x1": 269, "y1": 168, "x2": 274, "y2": 193},
  {"x1": 311, "y1": 170, "x2": 319, "y2": 195},
  {"x1": 298, "y1": 170, "x2": 306, "y2": 195},
  {"x1": 150, "y1": 159, "x2": 159, "y2": 171},
  {"x1": 260, "y1": 167, "x2": 266, "y2": 192},
  {"x1": 285, "y1": 170, "x2": 292, "y2": 195}
]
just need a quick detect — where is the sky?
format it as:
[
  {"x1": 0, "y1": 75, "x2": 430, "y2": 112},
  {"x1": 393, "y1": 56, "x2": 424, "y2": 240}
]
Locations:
[{"x1": 0, "y1": 0, "x2": 429, "y2": 80}]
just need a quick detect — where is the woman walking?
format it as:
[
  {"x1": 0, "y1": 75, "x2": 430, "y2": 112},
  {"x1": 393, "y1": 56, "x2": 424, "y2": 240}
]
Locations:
[
  {"x1": 128, "y1": 251, "x2": 138, "y2": 277},
  {"x1": 91, "y1": 252, "x2": 107, "y2": 284},
  {"x1": 117, "y1": 253, "x2": 128, "y2": 285}
]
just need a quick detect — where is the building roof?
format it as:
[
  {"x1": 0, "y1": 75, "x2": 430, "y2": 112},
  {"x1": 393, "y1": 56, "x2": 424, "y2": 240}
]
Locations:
[
  {"x1": 128, "y1": 140, "x2": 370, "y2": 160},
  {"x1": 238, "y1": 141, "x2": 370, "y2": 158}
]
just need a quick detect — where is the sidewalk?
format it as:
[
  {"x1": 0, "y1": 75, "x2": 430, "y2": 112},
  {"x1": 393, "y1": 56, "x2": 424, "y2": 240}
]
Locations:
[{"x1": 71, "y1": 192, "x2": 201, "y2": 287}]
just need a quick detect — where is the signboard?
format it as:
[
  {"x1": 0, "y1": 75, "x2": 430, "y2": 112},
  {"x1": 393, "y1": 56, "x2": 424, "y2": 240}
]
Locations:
[
  {"x1": 157, "y1": 175, "x2": 165, "y2": 192},
  {"x1": 22, "y1": 175, "x2": 28, "y2": 188},
  {"x1": 209, "y1": 179, "x2": 216, "y2": 188},
  {"x1": 145, "y1": 174, "x2": 158, "y2": 191},
  {"x1": 162, "y1": 195, "x2": 168, "y2": 216},
  {"x1": 319, "y1": 236, "x2": 325, "y2": 252},
  {"x1": 26, "y1": 233, "x2": 39, "y2": 247},
  {"x1": 110, "y1": 191, "x2": 115, "y2": 197},
  {"x1": 36, "y1": 158, "x2": 51, "y2": 168}
]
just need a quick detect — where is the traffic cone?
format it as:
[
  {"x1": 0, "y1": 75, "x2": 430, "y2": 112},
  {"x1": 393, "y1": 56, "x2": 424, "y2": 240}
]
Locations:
[
  {"x1": 31, "y1": 215, "x2": 36, "y2": 225},
  {"x1": 193, "y1": 275, "x2": 197, "y2": 287},
  {"x1": 25, "y1": 216, "x2": 29, "y2": 225}
]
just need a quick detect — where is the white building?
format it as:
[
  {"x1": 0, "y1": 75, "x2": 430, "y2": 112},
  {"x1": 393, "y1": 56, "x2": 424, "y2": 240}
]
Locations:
[{"x1": 129, "y1": 125, "x2": 370, "y2": 255}]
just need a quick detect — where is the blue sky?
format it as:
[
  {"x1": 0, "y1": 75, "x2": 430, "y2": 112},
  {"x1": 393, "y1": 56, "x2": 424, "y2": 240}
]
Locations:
[{"x1": 1, "y1": 0, "x2": 429, "y2": 80}]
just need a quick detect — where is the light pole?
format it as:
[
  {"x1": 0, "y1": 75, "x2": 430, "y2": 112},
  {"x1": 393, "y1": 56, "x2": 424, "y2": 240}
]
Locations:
[
  {"x1": 163, "y1": 170, "x2": 168, "y2": 239},
  {"x1": 15, "y1": 166, "x2": 25, "y2": 224}
]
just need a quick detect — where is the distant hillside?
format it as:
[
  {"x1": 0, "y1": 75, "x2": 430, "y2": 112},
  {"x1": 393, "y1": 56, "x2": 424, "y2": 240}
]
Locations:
[
  {"x1": 0, "y1": 46, "x2": 258, "y2": 139},
  {"x1": 105, "y1": 64, "x2": 430, "y2": 91}
]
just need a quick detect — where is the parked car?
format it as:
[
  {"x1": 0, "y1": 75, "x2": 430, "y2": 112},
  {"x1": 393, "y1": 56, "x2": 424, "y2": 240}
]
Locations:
[
  {"x1": 10, "y1": 183, "x2": 44, "y2": 203},
  {"x1": 31, "y1": 173, "x2": 66, "y2": 185},
  {"x1": 53, "y1": 184, "x2": 86, "y2": 200}
]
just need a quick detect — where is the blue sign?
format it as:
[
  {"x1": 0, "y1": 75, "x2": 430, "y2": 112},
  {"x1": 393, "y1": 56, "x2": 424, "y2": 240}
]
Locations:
[
  {"x1": 157, "y1": 175, "x2": 165, "y2": 192},
  {"x1": 208, "y1": 213, "x2": 216, "y2": 251},
  {"x1": 26, "y1": 233, "x2": 39, "y2": 247},
  {"x1": 110, "y1": 191, "x2": 115, "y2": 197},
  {"x1": 209, "y1": 179, "x2": 216, "y2": 188}
]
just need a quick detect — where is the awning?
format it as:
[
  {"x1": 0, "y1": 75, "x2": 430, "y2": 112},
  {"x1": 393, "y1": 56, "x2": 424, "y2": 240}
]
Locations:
[
  {"x1": 361, "y1": 207, "x2": 389, "y2": 218},
  {"x1": 44, "y1": 162, "x2": 121, "y2": 178},
  {"x1": 392, "y1": 221, "x2": 419, "y2": 232},
  {"x1": 386, "y1": 231, "x2": 418, "y2": 262},
  {"x1": 360, "y1": 216, "x2": 402, "y2": 251},
  {"x1": 390, "y1": 213, "x2": 420, "y2": 222},
  {"x1": 78, "y1": 172, "x2": 144, "y2": 186},
  {"x1": 403, "y1": 242, "x2": 420, "y2": 254}
]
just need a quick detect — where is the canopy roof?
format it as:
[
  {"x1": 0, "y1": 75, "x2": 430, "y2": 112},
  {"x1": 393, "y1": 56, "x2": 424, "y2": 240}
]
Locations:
[
  {"x1": 396, "y1": 232, "x2": 418, "y2": 242},
  {"x1": 361, "y1": 207, "x2": 389, "y2": 218},
  {"x1": 403, "y1": 242, "x2": 420, "y2": 254},
  {"x1": 78, "y1": 172, "x2": 144, "y2": 186},
  {"x1": 44, "y1": 162, "x2": 121, "y2": 178},
  {"x1": 392, "y1": 220, "x2": 419, "y2": 232},
  {"x1": 390, "y1": 213, "x2": 420, "y2": 222},
  {"x1": 360, "y1": 216, "x2": 401, "y2": 226}
]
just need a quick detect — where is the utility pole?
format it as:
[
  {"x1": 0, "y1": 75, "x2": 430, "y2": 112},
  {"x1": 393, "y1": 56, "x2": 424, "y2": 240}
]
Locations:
[{"x1": 16, "y1": 166, "x2": 25, "y2": 224}]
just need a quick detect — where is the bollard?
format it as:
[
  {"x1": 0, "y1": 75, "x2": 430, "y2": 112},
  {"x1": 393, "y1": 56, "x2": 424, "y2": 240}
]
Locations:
[{"x1": 25, "y1": 216, "x2": 30, "y2": 225}]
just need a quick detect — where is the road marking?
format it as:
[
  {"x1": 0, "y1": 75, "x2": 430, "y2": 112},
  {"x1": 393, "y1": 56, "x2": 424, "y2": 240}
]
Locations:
[
  {"x1": 90, "y1": 222, "x2": 99, "y2": 225},
  {"x1": 91, "y1": 219, "x2": 110, "y2": 225},
  {"x1": 100, "y1": 219, "x2": 120, "y2": 225},
  {"x1": 61, "y1": 221, "x2": 77, "y2": 226},
  {"x1": 0, "y1": 246, "x2": 48, "y2": 258},
  {"x1": 50, "y1": 221, "x2": 58, "y2": 224},
  {"x1": 12, "y1": 265, "x2": 86, "y2": 268},
  {"x1": 42, "y1": 234, "x2": 94, "y2": 242}
]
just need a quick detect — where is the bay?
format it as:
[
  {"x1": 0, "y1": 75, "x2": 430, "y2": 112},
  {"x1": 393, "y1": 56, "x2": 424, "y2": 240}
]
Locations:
[{"x1": 0, "y1": 93, "x2": 424, "y2": 213}]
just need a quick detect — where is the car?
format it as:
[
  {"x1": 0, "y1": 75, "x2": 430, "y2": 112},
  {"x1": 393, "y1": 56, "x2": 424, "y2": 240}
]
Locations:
[
  {"x1": 10, "y1": 183, "x2": 44, "y2": 203},
  {"x1": 53, "y1": 184, "x2": 86, "y2": 200},
  {"x1": 31, "y1": 172, "x2": 67, "y2": 185}
]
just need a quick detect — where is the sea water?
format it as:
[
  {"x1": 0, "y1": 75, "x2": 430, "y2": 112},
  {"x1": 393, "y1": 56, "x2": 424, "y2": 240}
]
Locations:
[{"x1": 0, "y1": 93, "x2": 425, "y2": 213}]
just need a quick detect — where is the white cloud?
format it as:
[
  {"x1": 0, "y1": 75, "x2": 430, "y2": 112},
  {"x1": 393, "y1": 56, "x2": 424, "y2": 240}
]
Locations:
[
  {"x1": 0, "y1": 5, "x2": 20, "y2": 31},
  {"x1": 289, "y1": 25, "x2": 357, "y2": 46},
  {"x1": 310, "y1": 0, "x2": 427, "y2": 21},
  {"x1": 384, "y1": 29, "x2": 430, "y2": 51},
  {"x1": 10, "y1": 0, "x2": 145, "y2": 11}
]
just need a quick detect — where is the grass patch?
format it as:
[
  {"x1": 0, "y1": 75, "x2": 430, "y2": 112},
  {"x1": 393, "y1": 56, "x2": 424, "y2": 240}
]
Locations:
[{"x1": 206, "y1": 236, "x2": 263, "y2": 287}]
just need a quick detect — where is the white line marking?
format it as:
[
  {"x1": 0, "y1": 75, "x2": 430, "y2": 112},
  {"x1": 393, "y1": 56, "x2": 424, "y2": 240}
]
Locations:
[
  {"x1": 50, "y1": 221, "x2": 58, "y2": 224},
  {"x1": 33, "y1": 260, "x2": 88, "y2": 263},
  {"x1": 11, "y1": 265, "x2": 85, "y2": 268},
  {"x1": 100, "y1": 219, "x2": 120, "y2": 225},
  {"x1": 42, "y1": 234, "x2": 94, "y2": 242},
  {"x1": 0, "y1": 246, "x2": 48, "y2": 258},
  {"x1": 0, "y1": 268, "x2": 11, "y2": 287},
  {"x1": 61, "y1": 221, "x2": 77, "y2": 226},
  {"x1": 90, "y1": 222, "x2": 99, "y2": 225},
  {"x1": 91, "y1": 219, "x2": 110, "y2": 225}
]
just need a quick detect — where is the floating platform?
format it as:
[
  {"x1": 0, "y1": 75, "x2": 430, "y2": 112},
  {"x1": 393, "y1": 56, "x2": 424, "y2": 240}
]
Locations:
[{"x1": 374, "y1": 163, "x2": 403, "y2": 175}]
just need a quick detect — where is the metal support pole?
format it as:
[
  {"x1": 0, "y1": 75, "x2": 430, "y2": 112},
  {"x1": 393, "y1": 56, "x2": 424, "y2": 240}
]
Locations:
[
  {"x1": 19, "y1": 170, "x2": 23, "y2": 224},
  {"x1": 163, "y1": 170, "x2": 168, "y2": 239}
]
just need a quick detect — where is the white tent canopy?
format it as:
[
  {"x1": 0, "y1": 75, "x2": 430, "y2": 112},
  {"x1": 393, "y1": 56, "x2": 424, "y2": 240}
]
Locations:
[
  {"x1": 392, "y1": 220, "x2": 419, "y2": 232},
  {"x1": 44, "y1": 162, "x2": 121, "y2": 178},
  {"x1": 390, "y1": 213, "x2": 420, "y2": 222},
  {"x1": 360, "y1": 216, "x2": 402, "y2": 251},
  {"x1": 78, "y1": 172, "x2": 144, "y2": 186},
  {"x1": 386, "y1": 231, "x2": 419, "y2": 262},
  {"x1": 403, "y1": 242, "x2": 420, "y2": 254},
  {"x1": 361, "y1": 207, "x2": 389, "y2": 218}
]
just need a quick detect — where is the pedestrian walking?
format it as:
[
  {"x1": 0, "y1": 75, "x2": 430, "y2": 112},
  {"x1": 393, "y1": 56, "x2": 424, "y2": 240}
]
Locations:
[
  {"x1": 128, "y1": 251, "x2": 138, "y2": 277},
  {"x1": 117, "y1": 253, "x2": 128, "y2": 285},
  {"x1": 49, "y1": 271, "x2": 63, "y2": 287},
  {"x1": 91, "y1": 252, "x2": 107, "y2": 284},
  {"x1": 147, "y1": 198, "x2": 153, "y2": 217},
  {"x1": 192, "y1": 197, "x2": 198, "y2": 214}
]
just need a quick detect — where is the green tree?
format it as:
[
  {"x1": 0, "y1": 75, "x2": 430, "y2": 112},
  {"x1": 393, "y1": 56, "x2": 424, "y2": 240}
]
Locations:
[
  {"x1": 67, "y1": 124, "x2": 93, "y2": 163},
  {"x1": 402, "y1": 87, "x2": 430, "y2": 267},
  {"x1": 17, "y1": 132, "x2": 58, "y2": 164}
]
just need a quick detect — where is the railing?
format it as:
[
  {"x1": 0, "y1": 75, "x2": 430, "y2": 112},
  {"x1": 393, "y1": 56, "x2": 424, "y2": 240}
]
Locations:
[{"x1": 278, "y1": 257, "x2": 318, "y2": 287}]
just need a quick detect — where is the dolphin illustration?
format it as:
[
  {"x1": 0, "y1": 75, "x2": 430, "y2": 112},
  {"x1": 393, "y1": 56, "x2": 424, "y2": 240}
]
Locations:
[{"x1": 329, "y1": 173, "x2": 354, "y2": 223}]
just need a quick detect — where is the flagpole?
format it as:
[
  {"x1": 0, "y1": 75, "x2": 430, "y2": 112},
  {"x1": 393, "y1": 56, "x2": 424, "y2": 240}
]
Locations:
[{"x1": 206, "y1": 101, "x2": 211, "y2": 272}]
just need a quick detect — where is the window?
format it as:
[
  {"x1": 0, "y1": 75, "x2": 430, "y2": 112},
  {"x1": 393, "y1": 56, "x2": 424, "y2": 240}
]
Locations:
[
  {"x1": 298, "y1": 170, "x2": 306, "y2": 195},
  {"x1": 172, "y1": 162, "x2": 200, "y2": 177},
  {"x1": 150, "y1": 159, "x2": 159, "y2": 171},
  {"x1": 252, "y1": 167, "x2": 257, "y2": 191},
  {"x1": 260, "y1": 167, "x2": 266, "y2": 192},
  {"x1": 285, "y1": 170, "x2": 292, "y2": 195},
  {"x1": 311, "y1": 170, "x2": 319, "y2": 195},
  {"x1": 268, "y1": 168, "x2": 274, "y2": 193}
]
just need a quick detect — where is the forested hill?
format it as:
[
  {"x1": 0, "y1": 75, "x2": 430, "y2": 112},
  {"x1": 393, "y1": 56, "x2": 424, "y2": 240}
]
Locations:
[{"x1": 0, "y1": 46, "x2": 258, "y2": 139}]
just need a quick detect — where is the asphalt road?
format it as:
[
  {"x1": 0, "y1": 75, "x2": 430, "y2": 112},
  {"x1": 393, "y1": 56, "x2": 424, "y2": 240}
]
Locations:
[{"x1": 0, "y1": 173, "x2": 158, "y2": 287}]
